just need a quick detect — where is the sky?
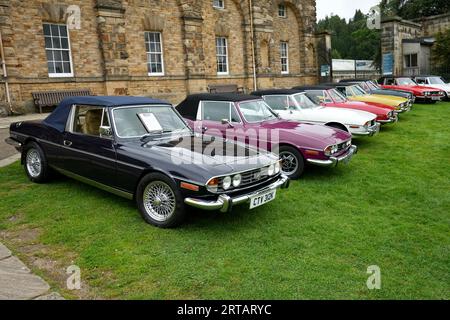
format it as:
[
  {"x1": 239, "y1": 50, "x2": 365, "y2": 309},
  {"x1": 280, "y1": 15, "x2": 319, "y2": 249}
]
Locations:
[{"x1": 316, "y1": 0, "x2": 380, "y2": 21}]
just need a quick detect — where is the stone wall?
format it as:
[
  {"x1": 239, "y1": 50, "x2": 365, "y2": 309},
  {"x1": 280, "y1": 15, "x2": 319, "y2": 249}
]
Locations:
[
  {"x1": 415, "y1": 13, "x2": 450, "y2": 37},
  {"x1": 0, "y1": 0, "x2": 319, "y2": 113}
]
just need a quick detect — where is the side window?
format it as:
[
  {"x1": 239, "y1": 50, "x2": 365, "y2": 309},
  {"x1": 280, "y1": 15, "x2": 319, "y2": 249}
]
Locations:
[
  {"x1": 386, "y1": 78, "x2": 395, "y2": 85},
  {"x1": 263, "y1": 96, "x2": 289, "y2": 111},
  {"x1": 336, "y1": 87, "x2": 346, "y2": 96},
  {"x1": 72, "y1": 105, "x2": 105, "y2": 137},
  {"x1": 201, "y1": 101, "x2": 240, "y2": 122}
]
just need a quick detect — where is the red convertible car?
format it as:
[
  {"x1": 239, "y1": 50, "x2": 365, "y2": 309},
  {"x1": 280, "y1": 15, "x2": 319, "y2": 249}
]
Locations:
[
  {"x1": 378, "y1": 76, "x2": 444, "y2": 103},
  {"x1": 294, "y1": 86, "x2": 398, "y2": 124}
]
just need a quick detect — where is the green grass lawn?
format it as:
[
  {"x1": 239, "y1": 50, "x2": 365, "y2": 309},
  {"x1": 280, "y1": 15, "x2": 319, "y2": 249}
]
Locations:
[{"x1": 0, "y1": 103, "x2": 449, "y2": 300}]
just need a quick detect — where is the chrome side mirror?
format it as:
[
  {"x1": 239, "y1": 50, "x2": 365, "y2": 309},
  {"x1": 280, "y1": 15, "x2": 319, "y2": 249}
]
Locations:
[{"x1": 99, "y1": 126, "x2": 113, "y2": 138}]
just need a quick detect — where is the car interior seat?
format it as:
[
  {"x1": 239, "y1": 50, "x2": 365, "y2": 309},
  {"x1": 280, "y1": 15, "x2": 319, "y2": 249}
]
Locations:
[{"x1": 82, "y1": 109, "x2": 103, "y2": 136}]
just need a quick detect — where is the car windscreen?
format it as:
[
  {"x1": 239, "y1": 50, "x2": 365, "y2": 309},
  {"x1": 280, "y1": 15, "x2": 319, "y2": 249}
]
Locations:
[
  {"x1": 428, "y1": 77, "x2": 446, "y2": 85},
  {"x1": 397, "y1": 78, "x2": 416, "y2": 85},
  {"x1": 305, "y1": 90, "x2": 331, "y2": 104},
  {"x1": 328, "y1": 89, "x2": 346, "y2": 102},
  {"x1": 113, "y1": 105, "x2": 189, "y2": 138},
  {"x1": 239, "y1": 100, "x2": 278, "y2": 123},
  {"x1": 263, "y1": 95, "x2": 290, "y2": 111},
  {"x1": 293, "y1": 93, "x2": 318, "y2": 109}
]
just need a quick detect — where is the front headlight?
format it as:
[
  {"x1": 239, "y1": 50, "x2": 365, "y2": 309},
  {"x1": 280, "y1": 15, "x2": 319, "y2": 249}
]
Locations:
[
  {"x1": 425, "y1": 91, "x2": 430, "y2": 96},
  {"x1": 268, "y1": 164, "x2": 275, "y2": 176},
  {"x1": 232, "y1": 174, "x2": 242, "y2": 188},
  {"x1": 274, "y1": 161, "x2": 281, "y2": 174},
  {"x1": 222, "y1": 176, "x2": 232, "y2": 190}
]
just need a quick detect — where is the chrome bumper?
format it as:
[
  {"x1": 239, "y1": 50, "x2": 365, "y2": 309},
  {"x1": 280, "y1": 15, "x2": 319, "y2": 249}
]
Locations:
[
  {"x1": 5, "y1": 137, "x2": 22, "y2": 150},
  {"x1": 184, "y1": 175, "x2": 290, "y2": 213},
  {"x1": 351, "y1": 123, "x2": 381, "y2": 136},
  {"x1": 307, "y1": 145, "x2": 358, "y2": 167},
  {"x1": 378, "y1": 114, "x2": 398, "y2": 124}
]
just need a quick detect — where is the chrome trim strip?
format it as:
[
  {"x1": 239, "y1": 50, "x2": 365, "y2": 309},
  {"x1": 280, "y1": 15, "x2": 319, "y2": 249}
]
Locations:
[
  {"x1": 51, "y1": 166, "x2": 134, "y2": 200},
  {"x1": 11, "y1": 132, "x2": 147, "y2": 171}
]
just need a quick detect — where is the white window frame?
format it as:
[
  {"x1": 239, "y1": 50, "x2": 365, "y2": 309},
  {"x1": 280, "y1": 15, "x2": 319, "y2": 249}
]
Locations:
[
  {"x1": 145, "y1": 31, "x2": 165, "y2": 77},
  {"x1": 278, "y1": 4, "x2": 287, "y2": 18},
  {"x1": 280, "y1": 42, "x2": 289, "y2": 74},
  {"x1": 44, "y1": 23, "x2": 74, "y2": 78},
  {"x1": 213, "y1": 0, "x2": 225, "y2": 9},
  {"x1": 216, "y1": 37, "x2": 229, "y2": 75}
]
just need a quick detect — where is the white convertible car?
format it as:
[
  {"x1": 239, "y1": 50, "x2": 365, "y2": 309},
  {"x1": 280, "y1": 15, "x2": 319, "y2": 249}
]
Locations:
[
  {"x1": 252, "y1": 89, "x2": 380, "y2": 137},
  {"x1": 413, "y1": 75, "x2": 450, "y2": 100}
]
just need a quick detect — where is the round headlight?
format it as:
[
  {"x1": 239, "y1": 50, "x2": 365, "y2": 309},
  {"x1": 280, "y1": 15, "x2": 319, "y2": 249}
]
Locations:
[
  {"x1": 222, "y1": 176, "x2": 232, "y2": 190},
  {"x1": 232, "y1": 174, "x2": 242, "y2": 188},
  {"x1": 274, "y1": 161, "x2": 281, "y2": 174},
  {"x1": 268, "y1": 164, "x2": 275, "y2": 176}
]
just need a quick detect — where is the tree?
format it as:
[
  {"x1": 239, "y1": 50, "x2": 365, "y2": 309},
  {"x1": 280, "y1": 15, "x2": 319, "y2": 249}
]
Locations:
[
  {"x1": 380, "y1": 0, "x2": 450, "y2": 20},
  {"x1": 316, "y1": 10, "x2": 380, "y2": 62},
  {"x1": 432, "y1": 29, "x2": 450, "y2": 67}
]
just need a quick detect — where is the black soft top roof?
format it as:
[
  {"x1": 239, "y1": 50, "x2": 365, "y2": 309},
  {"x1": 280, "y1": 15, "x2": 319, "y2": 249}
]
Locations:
[
  {"x1": 176, "y1": 93, "x2": 261, "y2": 120},
  {"x1": 252, "y1": 89, "x2": 304, "y2": 96},
  {"x1": 339, "y1": 79, "x2": 374, "y2": 83},
  {"x1": 292, "y1": 85, "x2": 335, "y2": 91}
]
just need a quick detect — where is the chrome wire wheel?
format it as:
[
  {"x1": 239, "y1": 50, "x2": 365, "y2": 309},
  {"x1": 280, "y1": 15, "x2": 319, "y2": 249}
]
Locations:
[
  {"x1": 143, "y1": 181, "x2": 176, "y2": 222},
  {"x1": 280, "y1": 151, "x2": 298, "y2": 176},
  {"x1": 26, "y1": 149, "x2": 42, "y2": 178}
]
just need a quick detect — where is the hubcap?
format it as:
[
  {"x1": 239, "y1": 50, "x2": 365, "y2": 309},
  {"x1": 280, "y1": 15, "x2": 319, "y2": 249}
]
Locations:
[
  {"x1": 280, "y1": 151, "x2": 298, "y2": 175},
  {"x1": 26, "y1": 149, "x2": 42, "y2": 178},
  {"x1": 143, "y1": 181, "x2": 176, "y2": 222}
]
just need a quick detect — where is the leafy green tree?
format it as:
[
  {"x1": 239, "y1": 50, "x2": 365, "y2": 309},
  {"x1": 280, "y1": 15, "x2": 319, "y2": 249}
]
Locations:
[
  {"x1": 432, "y1": 29, "x2": 450, "y2": 68},
  {"x1": 380, "y1": 0, "x2": 450, "y2": 19}
]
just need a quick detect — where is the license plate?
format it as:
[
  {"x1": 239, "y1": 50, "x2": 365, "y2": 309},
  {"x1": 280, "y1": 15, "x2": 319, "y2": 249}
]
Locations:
[
  {"x1": 250, "y1": 190, "x2": 277, "y2": 209},
  {"x1": 432, "y1": 96, "x2": 440, "y2": 100}
]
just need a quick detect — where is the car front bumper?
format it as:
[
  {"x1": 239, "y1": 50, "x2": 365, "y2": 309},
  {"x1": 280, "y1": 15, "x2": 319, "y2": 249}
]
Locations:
[
  {"x1": 350, "y1": 123, "x2": 381, "y2": 136},
  {"x1": 5, "y1": 137, "x2": 22, "y2": 151},
  {"x1": 378, "y1": 114, "x2": 399, "y2": 124},
  {"x1": 184, "y1": 175, "x2": 290, "y2": 213},
  {"x1": 306, "y1": 145, "x2": 358, "y2": 167}
]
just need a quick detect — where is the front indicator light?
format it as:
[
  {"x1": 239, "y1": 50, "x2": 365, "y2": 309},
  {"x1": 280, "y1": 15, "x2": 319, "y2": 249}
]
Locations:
[{"x1": 180, "y1": 182, "x2": 199, "y2": 192}]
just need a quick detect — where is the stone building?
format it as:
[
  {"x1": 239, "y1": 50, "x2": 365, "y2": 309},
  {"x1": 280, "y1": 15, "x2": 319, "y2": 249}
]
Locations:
[
  {"x1": 0, "y1": 0, "x2": 320, "y2": 113},
  {"x1": 381, "y1": 13, "x2": 450, "y2": 76}
]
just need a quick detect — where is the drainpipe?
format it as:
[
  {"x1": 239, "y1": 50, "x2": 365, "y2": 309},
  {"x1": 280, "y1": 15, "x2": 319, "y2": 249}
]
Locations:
[
  {"x1": 0, "y1": 30, "x2": 12, "y2": 114},
  {"x1": 249, "y1": 0, "x2": 257, "y2": 91}
]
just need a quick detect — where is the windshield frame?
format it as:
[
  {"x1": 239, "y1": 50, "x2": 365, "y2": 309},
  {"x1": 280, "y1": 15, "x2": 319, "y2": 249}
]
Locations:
[
  {"x1": 237, "y1": 99, "x2": 279, "y2": 124},
  {"x1": 111, "y1": 104, "x2": 192, "y2": 139}
]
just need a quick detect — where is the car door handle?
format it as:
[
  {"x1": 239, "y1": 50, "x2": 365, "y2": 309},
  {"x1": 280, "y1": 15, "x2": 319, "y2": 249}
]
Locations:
[{"x1": 63, "y1": 140, "x2": 72, "y2": 147}]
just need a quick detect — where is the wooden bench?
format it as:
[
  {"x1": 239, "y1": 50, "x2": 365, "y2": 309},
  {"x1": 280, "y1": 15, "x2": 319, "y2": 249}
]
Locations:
[
  {"x1": 207, "y1": 84, "x2": 245, "y2": 94},
  {"x1": 32, "y1": 89, "x2": 92, "y2": 113}
]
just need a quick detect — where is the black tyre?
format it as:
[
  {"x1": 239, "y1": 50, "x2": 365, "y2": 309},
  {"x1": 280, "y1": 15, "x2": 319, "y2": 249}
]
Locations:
[
  {"x1": 22, "y1": 142, "x2": 51, "y2": 183},
  {"x1": 136, "y1": 172, "x2": 186, "y2": 228},
  {"x1": 279, "y1": 145, "x2": 305, "y2": 180}
]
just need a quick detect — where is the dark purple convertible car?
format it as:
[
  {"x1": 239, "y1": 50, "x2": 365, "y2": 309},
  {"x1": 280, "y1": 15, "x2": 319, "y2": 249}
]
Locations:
[
  {"x1": 6, "y1": 96, "x2": 289, "y2": 228},
  {"x1": 176, "y1": 94, "x2": 358, "y2": 179}
]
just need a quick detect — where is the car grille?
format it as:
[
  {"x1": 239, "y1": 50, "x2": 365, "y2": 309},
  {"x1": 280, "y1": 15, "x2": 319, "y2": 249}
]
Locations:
[
  {"x1": 430, "y1": 91, "x2": 441, "y2": 95},
  {"x1": 216, "y1": 166, "x2": 272, "y2": 193},
  {"x1": 337, "y1": 141, "x2": 350, "y2": 152}
]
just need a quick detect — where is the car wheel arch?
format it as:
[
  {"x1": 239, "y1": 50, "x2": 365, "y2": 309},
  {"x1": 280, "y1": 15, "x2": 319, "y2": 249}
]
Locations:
[
  {"x1": 133, "y1": 168, "x2": 179, "y2": 200},
  {"x1": 325, "y1": 122, "x2": 349, "y2": 132},
  {"x1": 21, "y1": 138, "x2": 40, "y2": 164}
]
